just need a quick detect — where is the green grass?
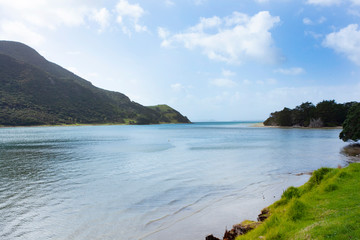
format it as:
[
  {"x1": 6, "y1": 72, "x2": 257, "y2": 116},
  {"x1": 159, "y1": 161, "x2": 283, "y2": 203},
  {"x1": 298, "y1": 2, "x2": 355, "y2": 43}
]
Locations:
[{"x1": 237, "y1": 163, "x2": 360, "y2": 240}]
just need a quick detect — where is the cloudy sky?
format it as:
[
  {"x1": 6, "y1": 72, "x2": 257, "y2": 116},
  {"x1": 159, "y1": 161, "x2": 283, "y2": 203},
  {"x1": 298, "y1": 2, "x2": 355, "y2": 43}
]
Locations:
[{"x1": 1, "y1": 0, "x2": 360, "y2": 121}]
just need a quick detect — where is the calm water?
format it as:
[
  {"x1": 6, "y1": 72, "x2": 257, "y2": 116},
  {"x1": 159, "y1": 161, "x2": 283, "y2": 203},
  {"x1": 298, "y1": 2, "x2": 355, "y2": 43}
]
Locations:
[{"x1": 0, "y1": 123, "x2": 350, "y2": 240}]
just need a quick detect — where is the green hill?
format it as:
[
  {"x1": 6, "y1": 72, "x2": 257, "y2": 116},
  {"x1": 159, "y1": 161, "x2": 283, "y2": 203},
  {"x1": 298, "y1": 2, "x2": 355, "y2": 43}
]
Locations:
[
  {"x1": 148, "y1": 104, "x2": 191, "y2": 124},
  {"x1": 0, "y1": 41, "x2": 190, "y2": 126}
]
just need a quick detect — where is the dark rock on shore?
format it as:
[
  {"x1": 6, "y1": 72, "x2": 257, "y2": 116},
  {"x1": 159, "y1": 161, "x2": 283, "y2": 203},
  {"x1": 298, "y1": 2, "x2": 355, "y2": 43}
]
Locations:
[
  {"x1": 206, "y1": 207, "x2": 271, "y2": 240},
  {"x1": 257, "y1": 207, "x2": 270, "y2": 222},
  {"x1": 223, "y1": 221, "x2": 261, "y2": 240},
  {"x1": 205, "y1": 235, "x2": 220, "y2": 240}
]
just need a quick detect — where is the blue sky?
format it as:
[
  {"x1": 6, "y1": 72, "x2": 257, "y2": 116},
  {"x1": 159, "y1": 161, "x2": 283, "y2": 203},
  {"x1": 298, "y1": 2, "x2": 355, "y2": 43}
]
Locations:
[{"x1": 1, "y1": 0, "x2": 360, "y2": 121}]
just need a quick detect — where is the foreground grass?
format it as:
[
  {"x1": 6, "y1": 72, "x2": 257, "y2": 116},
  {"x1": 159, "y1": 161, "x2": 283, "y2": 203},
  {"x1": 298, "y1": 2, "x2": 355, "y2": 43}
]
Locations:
[{"x1": 237, "y1": 163, "x2": 360, "y2": 240}]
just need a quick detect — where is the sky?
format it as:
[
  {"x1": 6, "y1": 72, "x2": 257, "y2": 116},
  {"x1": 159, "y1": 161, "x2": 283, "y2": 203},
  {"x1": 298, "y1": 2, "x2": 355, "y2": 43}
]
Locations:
[{"x1": 1, "y1": 0, "x2": 360, "y2": 121}]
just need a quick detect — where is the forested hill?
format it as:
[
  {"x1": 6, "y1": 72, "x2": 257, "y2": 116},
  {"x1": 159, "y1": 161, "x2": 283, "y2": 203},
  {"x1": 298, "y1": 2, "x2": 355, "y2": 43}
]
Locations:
[
  {"x1": 0, "y1": 41, "x2": 190, "y2": 126},
  {"x1": 263, "y1": 100, "x2": 358, "y2": 127}
]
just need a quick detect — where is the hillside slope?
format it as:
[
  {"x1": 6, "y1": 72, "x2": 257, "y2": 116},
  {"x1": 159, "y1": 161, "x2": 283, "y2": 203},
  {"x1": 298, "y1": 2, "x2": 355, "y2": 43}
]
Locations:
[
  {"x1": 236, "y1": 164, "x2": 360, "y2": 240},
  {"x1": 0, "y1": 41, "x2": 190, "y2": 126}
]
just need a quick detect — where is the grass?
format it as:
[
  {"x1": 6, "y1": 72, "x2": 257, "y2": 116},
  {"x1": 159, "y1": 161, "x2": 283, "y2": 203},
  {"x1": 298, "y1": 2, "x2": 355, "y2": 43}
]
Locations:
[{"x1": 237, "y1": 163, "x2": 360, "y2": 240}]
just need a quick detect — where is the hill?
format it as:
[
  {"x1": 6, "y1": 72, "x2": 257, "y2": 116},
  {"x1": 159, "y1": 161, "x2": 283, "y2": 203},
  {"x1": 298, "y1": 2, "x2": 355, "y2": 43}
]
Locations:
[{"x1": 0, "y1": 41, "x2": 191, "y2": 126}]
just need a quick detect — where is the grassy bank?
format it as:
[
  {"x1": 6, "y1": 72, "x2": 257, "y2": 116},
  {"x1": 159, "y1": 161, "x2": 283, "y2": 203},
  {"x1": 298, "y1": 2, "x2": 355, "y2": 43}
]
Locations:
[{"x1": 237, "y1": 163, "x2": 360, "y2": 240}]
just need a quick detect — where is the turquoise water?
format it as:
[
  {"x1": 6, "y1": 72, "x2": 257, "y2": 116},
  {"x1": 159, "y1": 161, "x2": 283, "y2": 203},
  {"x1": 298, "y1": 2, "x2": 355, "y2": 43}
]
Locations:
[{"x1": 0, "y1": 123, "x2": 349, "y2": 240}]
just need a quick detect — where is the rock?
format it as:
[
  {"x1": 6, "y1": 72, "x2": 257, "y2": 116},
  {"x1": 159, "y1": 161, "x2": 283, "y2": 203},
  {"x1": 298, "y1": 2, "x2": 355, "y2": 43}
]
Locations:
[
  {"x1": 257, "y1": 207, "x2": 270, "y2": 222},
  {"x1": 205, "y1": 234, "x2": 220, "y2": 240},
  {"x1": 234, "y1": 221, "x2": 261, "y2": 235},
  {"x1": 207, "y1": 208, "x2": 271, "y2": 240},
  {"x1": 223, "y1": 229, "x2": 237, "y2": 240},
  {"x1": 223, "y1": 221, "x2": 261, "y2": 240}
]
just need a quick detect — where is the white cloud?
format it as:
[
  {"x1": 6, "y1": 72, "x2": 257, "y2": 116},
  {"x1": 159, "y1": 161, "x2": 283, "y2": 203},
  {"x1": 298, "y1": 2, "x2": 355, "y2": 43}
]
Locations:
[
  {"x1": 224, "y1": 12, "x2": 249, "y2": 26},
  {"x1": 242, "y1": 79, "x2": 252, "y2": 85},
  {"x1": 303, "y1": 18, "x2": 313, "y2": 25},
  {"x1": 194, "y1": 0, "x2": 207, "y2": 5},
  {"x1": 171, "y1": 83, "x2": 184, "y2": 91},
  {"x1": 164, "y1": 0, "x2": 175, "y2": 6},
  {"x1": 323, "y1": 24, "x2": 360, "y2": 65},
  {"x1": 0, "y1": 1, "x2": 116, "y2": 45},
  {"x1": 190, "y1": 16, "x2": 222, "y2": 32},
  {"x1": 158, "y1": 27, "x2": 171, "y2": 47},
  {"x1": 0, "y1": 21, "x2": 45, "y2": 46},
  {"x1": 160, "y1": 11, "x2": 281, "y2": 64},
  {"x1": 222, "y1": 69, "x2": 236, "y2": 77},
  {"x1": 210, "y1": 78, "x2": 237, "y2": 87},
  {"x1": 305, "y1": 31, "x2": 323, "y2": 39},
  {"x1": 91, "y1": 8, "x2": 111, "y2": 32},
  {"x1": 351, "y1": 0, "x2": 360, "y2": 5},
  {"x1": 303, "y1": 16, "x2": 326, "y2": 25},
  {"x1": 274, "y1": 67, "x2": 305, "y2": 75},
  {"x1": 158, "y1": 27, "x2": 170, "y2": 39},
  {"x1": 318, "y1": 16, "x2": 326, "y2": 24},
  {"x1": 306, "y1": 0, "x2": 341, "y2": 6},
  {"x1": 0, "y1": 1, "x2": 89, "y2": 29},
  {"x1": 116, "y1": 0, "x2": 147, "y2": 35},
  {"x1": 0, "y1": 0, "x2": 148, "y2": 38},
  {"x1": 250, "y1": 78, "x2": 277, "y2": 85},
  {"x1": 266, "y1": 78, "x2": 278, "y2": 84}
]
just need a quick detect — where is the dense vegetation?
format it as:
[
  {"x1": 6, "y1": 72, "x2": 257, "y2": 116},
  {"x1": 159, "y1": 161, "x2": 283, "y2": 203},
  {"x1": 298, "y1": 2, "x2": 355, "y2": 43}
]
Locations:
[
  {"x1": 339, "y1": 103, "x2": 360, "y2": 142},
  {"x1": 0, "y1": 41, "x2": 190, "y2": 126},
  {"x1": 263, "y1": 100, "x2": 357, "y2": 127},
  {"x1": 147, "y1": 104, "x2": 191, "y2": 124},
  {"x1": 237, "y1": 163, "x2": 360, "y2": 239}
]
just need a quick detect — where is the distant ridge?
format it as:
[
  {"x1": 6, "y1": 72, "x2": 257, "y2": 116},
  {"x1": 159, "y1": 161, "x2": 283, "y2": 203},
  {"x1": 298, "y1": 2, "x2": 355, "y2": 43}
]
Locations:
[{"x1": 0, "y1": 40, "x2": 190, "y2": 126}]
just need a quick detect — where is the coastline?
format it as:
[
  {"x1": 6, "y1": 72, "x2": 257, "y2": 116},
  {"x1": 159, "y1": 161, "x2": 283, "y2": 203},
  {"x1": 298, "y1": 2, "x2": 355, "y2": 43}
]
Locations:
[
  {"x1": 207, "y1": 162, "x2": 360, "y2": 240},
  {"x1": 0, "y1": 122, "x2": 191, "y2": 128},
  {"x1": 202, "y1": 173, "x2": 311, "y2": 240},
  {"x1": 250, "y1": 122, "x2": 342, "y2": 129}
]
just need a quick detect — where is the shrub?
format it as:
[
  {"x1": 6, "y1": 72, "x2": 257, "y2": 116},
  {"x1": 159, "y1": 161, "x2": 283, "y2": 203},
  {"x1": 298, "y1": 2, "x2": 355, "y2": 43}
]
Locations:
[
  {"x1": 309, "y1": 168, "x2": 332, "y2": 185},
  {"x1": 287, "y1": 199, "x2": 306, "y2": 221},
  {"x1": 282, "y1": 187, "x2": 300, "y2": 200}
]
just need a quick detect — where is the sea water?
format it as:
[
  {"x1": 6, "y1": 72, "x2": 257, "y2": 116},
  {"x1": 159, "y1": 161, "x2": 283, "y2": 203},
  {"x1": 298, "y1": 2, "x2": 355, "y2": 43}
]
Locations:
[{"x1": 0, "y1": 123, "x2": 350, "y2": 240}]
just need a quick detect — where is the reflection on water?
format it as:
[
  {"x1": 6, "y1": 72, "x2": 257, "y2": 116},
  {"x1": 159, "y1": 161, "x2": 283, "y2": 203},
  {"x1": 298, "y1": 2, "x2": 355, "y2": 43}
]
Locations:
[{"x1": 0, "y1": 123, "x2": 349, "y2": 240}]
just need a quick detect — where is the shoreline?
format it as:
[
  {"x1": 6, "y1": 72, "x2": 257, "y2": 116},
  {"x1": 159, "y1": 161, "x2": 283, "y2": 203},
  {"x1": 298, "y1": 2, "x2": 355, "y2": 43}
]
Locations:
[
  {"x1": 0, "y1": 122, "x2": 191, "y2": 129},
  {"x1": 207, "y1": 162, "x2": 360, "y2": 240},
  {"x1": 202, "y1": 173, "x2": 311, "y2": 240},
  {"x1": 0, "y1": 121, "x2": 342, "y2": 129},
  {"x1": 250, "y1": 122, "x2": 342, "y2": 129}
]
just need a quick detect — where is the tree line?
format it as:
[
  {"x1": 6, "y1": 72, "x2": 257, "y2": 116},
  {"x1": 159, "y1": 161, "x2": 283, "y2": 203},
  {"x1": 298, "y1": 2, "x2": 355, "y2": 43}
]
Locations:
[{"x1": 263, "y1": 100, "x2": 357, "y2": 128}]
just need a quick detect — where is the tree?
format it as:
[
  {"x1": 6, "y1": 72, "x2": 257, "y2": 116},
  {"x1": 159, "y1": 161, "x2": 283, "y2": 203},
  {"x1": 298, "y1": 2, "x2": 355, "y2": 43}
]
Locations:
[
  {"x1": 292, "y1": 102, "x2": 316, "y2": 126},
  {"x1": 278, "y1": 107, "x2": 293, "y2": 126},
  {"x1": 316, "y1": 100, "x2": 339, "y2": 127},
  {"x1": 339, "y1": 103, "x2": 360, "y2": 142}
]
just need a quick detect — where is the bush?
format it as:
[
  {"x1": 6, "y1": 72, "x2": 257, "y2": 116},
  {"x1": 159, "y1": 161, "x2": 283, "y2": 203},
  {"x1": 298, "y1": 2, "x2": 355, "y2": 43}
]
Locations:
[
  {"x1": 282, "y1": 187, "x2": 300, "y2": 200},
  {"x1": 309, "y1": 168, "x2": 332, "y2": 186},
  {"x1": 287, "y1": 199, "x2": 306, "y2": 221}
]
